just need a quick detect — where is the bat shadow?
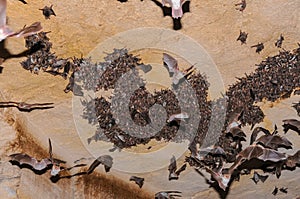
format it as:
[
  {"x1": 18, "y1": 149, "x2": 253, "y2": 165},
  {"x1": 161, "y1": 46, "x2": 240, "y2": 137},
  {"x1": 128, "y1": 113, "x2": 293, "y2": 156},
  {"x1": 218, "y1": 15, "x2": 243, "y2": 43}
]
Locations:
[
  {"x1": 50, "y1": 171, "x2": 87, "y2": 183},
  {"x1": 150, "y1": 0, "x2": 191, "y2": 30},
  {"x1": 9, "y1": 160, "x2": 50, "y2": 175},
  {"x1": 0, "y1": 39, "x2": 30, "y2": 63}
]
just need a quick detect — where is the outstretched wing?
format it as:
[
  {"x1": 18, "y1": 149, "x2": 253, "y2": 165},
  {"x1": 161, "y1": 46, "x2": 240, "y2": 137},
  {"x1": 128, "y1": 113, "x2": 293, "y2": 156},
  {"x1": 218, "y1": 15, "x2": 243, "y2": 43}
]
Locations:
[
  {"x1": 87, "y1": 155, "x2": 113, "y2": 174},
  {"x1": 168, "y1": 155, "x2": 177, "y2": 174},
  {"x1": 250, "y1": 127, "x2": 271, "y2": 144},
  {"x1": 163, "y1": 53, "x2": 178, "y2": 74}
]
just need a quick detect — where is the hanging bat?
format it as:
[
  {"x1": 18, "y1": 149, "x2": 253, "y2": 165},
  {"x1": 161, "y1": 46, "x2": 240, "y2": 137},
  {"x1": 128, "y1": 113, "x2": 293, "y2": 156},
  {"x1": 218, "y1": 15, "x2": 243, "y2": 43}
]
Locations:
[
  {"x1": 202, "y1": 165, "x2": 231, "y2": 191},
  {"x1": 168, "y1": 155, "x2": 186, "y2": 180},
  {"x1": 283, "y1": 119, "x2": 300, "y2": 134},
  {"x1": 272, "y1": 186, "x2": 278, "y2": 195},
  {"x1": 162, "y1": 0, "x2": 188, "y2": 19},
  {"x1": 285, "y1": 150, "x2": 300, "y2": 168},
  {"x1": 235, "y1": 0, "x2": 246, "y2": 11},
  {"x1": 198, "y1": 145, "x2": 226, "y2": 158},
  {"x1": 155, "y1": 190, "x2": 182, "y2": 199},
  {"x1": 255, "y1": 134, "x2": 292, "y2": 150},
  {"x1": 237, "y1": 30, "x2": 248, "y2": 44},
  {"x1": 226, "y1": 110, "x2": 243, "y2": 132},
  {"x1": 163, "y1": 53, "x2": 179, "y2": 75},
  {"x1": 87, "y1": 155, "x2": 113, "y2": 174},
  {"x1": 279, "y1": 187, "x2": 288, "y2": 194},
  {"x1": 9, "y1": 22, "x2": 43, "y2": 38},
  {"x1": 39, "y1": 5, "x2": 56, "y2": 19},
  {"x1": 167, "y1": 112, "x2": 189, "y2": 123},
  {"x1": 275, "y1": 34, "x2": 284, "y2": 48},
  {"x1": 250, "y1": 171, "x2": 268, "y2": 184},
  {"x1": 0, "y1": 101, "x2": 54, "y2": 112},
  {"x1": 129, "y1": 176, "x2": 144, "y2": 188}
]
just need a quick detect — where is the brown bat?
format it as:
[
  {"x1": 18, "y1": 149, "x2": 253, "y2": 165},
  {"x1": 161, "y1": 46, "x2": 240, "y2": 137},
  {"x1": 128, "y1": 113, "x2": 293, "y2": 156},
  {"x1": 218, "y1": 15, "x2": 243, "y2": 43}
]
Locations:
[
  {"x1": 251, "y1": 43, "x2": 264, "y2": 54},
  {"x1": 250, "y1": 171, "x2": 268, "y2": 184},
  {"x1": 235, "y1": 0, "x2": 246, "y2": 11},
  {"x1": 129, "y1": 176, "x2": 144, "y2": 188},
  {"x1": 39, "y1": 5, "x2": 56, "y2": 19},
  {"x1": 255, "y1": 134, "x2": 292, "y2": 150},
  {"x1": 87, "y1": 155, "x2": 113, "y2": 174},
  {"x1": 237, "y1": 30, "x2": 248, "y2": 44},
  {"x1": 9, "y1": 22, "x2": 43, "y2": 38},
  {"x1": 283, "y1": 119, "x2": 300, "y2": 134},
  {"x1": 227, "y1": 126, "x2": 246, "y2": 139},
  {"x1": 0, "y1": 101, "x2": 54, "y2": 112},
  {"x1": 168, "y1": 155, "x2": 186, "y2": 180},
  {"x1": 250, "y1": 126, "x2": 271, "y2": 145},
  {"x1": 9, "y1": 139, "x2": 66, "y2": 175},
  {"x1": 155, "y1": 190, "x2": 182, "y2": 199},
  {"x1": 275, "y1": 34, "x2": 284, "y2": 48},
  {"x1": 285, "y1": 150, "x2": 300, "y2": 168}
]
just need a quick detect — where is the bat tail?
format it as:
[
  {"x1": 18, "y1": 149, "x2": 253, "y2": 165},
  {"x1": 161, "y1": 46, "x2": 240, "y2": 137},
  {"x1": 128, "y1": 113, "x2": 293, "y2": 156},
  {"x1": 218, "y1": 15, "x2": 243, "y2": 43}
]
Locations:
[{"x1": 172, "y1": 8, "x2": 183, "y2": 19}]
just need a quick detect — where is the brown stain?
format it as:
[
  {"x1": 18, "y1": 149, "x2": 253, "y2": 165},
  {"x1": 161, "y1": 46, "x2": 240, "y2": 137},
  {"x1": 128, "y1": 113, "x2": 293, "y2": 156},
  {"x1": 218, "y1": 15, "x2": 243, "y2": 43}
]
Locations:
[{"x1": 80, "y1": 172, "x2": 152, "y2": 199}]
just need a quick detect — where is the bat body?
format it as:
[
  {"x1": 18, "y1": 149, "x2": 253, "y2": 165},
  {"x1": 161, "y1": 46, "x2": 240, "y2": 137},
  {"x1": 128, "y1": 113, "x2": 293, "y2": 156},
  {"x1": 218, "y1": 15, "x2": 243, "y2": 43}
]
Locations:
[
  {"x1": 285, "y1": 150, "x2": 300, "y2": 168},
  {"x1": 168, "y1": 155, "x2": 186, "y2": 180},
  {"x1": 163, "y1": 53, "x2": 179, "y2": 74},
  {"x1": 237, "y1": 30, "x2": 248, "y2": 44},
  {"x1": 227, "y1": 126, "x2": 246, "y2": 139},
  {"x1": 87, "y1": 155, "x2": 113, "y2": 174},
  {"x1": 129, "y1": 176, "x2": 144, "y2": 188},
  {"x1": 0, "y1": 101, "x2": 54, "y2": 111},
  {"x1": 155, "y1": 191, "x2": 182, "y2": 199},
  {"x1": 162, "y1": 0, "x2": 187, "y2": 19},
  {"x1": 39, "y1": 5, "x2": 56, "y2": 19},
  {"x1": 204, "y1": 166, "x2": 231, "y2": 191}
]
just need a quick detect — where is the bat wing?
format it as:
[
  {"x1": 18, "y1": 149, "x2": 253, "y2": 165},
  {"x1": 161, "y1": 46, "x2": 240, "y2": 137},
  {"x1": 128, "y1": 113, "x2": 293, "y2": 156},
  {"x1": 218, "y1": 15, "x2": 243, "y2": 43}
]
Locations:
[
  {"x1": 129, "y1": 176, "x2": 144, "y2": 188},
  {"x1": 10, "y1": 22, "x2": 42, "y2": 38},
  {"x1": 257, "y1": 148, "x2": 286, "y2": 162},
  {"x1": 228, "y1": 126, "x2": 246, "y2": 138},
  {"x1": 256, "y1": 135, "x2": 292, "y2": 150},
  {"x1": 163, "y1": 53, "x2": 178, "y2": 74},
  {"x1": 257, "y1": 173, "x2": 269, "y2": 183},
  {"x1": 87, "y1": 155, "x2": 113, "y2": 174},
  {"x1": 238, "y1": 145, "x2": 264, "y2": 160},
  {"x1": 10, "y1": 153, "x2": 34, "y2": 165}
]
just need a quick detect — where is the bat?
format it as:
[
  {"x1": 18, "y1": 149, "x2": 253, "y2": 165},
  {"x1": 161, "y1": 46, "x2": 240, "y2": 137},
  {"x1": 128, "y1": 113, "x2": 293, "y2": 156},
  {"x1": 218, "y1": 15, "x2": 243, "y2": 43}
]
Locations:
[
  {"x1": 235, "y1": 0, "x2": 246, "y2": 11},
  {"x1": 129, "y1": 176, "x2": 144, "y2": 188},
  {"x1": 168, "y1": 155, "x2": 186, "y2": 180},
  {"x1": 237, "y1": 30, "x2": 248, "y2": 44},
  {"x1": 0, "y1": 101, "x2": 54, "y2": 112},
  {"x1": 251, "y1": 43, "x2": 264, "y2": 54},
  {"x1": 163, "y1": 53, "x2": 179, "y2": 75},
  {"x1": 167, "y1": 112, "x2": 189, "y2": 123},
  {"x1": 39, "y1": 5, "x2": 56, "y2": 19},
  {"x1": 203, "y1": 165, "x2": 231, "y2": 191},
  {"x1": 279, "y1": 187, "x2": 288, "y2": 194},
  {"x1": 255, "y1": 134, "x2": 292, "y2": 150},
  {"x1": 285, "y1": 150, "x2": 300, "y2": 168},
  {"x1": 250, "y1": 171, "x2": 268, "y2": 184},
  {"x1": 227, "y1": 126, "x2": 246, "y2": 139},
  {"x1": 250, "y1": 126, "x2": 271, "y2": 145},
  {"x1": 272, "y1": 186, "x2": 278, "y2": 195},
  {"x1": 162, "y1": 0, "x2": 188, "y2": 18},
  {"x1": 275, "y1": 34, "x2": 284, "y2": 48},
  {"x1": 155, "y1": 190, "x2": 182, "y2": 199},
  {"x1": 198, "y1": 145, "x2": 226, "y2": 158},
  {"x1": 9, "y1": 22, "x2": 43, "y2": 38},
  {"x1": 283, "y1": 119, "x2": 300, "y2": 134},
  {"x1": 292, "y1": 102, "x2": 300, "y2": 116},
  {"x1": 87, "y1": 155, "x2": 113, "y2": 174},
  {"x1": 138, "y1": 64, "x2": 152, "y2": 73},
  {"x1": 226, "y1": 110, "x2": 243, "y2": 132}
]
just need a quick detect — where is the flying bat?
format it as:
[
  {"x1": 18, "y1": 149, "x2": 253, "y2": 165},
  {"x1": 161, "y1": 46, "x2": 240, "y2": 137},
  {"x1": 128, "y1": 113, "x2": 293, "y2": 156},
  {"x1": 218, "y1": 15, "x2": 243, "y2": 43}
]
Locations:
[
  {"x1": 155, "y1": 190, "x2": 182, "y2": 199},
  {"x1": 162, "y1": 0, "x2": 188, "y2": 19},
  {"x1": 202, "y1": 165, "x2": 231, "y2": 191},
  {"x1": 283, "y1": 119, "x2": 300, "y2": 134},
  {"x1": 251, "y1": 43, "x2": 264, "y2": 54},
  {"x1": 129, "y1": 176, "x2": 144, "y2": 188},
  {"x1": 250, "y1": 126, "x2": 273, "y2": 145},
  {"x1": 0, "y1": 101, "x2": 54, "y2": 112},
  {"x1": 163, "y1": 53, "x2": 195, "y2": 85},
  {"x1": 255, "y1": 134, "x2": 292, "y2": 150},
  {"x1": 9, "y1": 139, "x2": 66, "y2": 175},
  {"x1": 87, "y1": 155, "x2": 113, "y2": 174},
  {"x1": 167, "y1": 112, "x2": 189, "y2": 123},
  {"x1": 250, "y1": 171, "x2": 268, "y2": 184},
  {"x1": 168, "y1": 155, "x2": 186, "y2": 180}
]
